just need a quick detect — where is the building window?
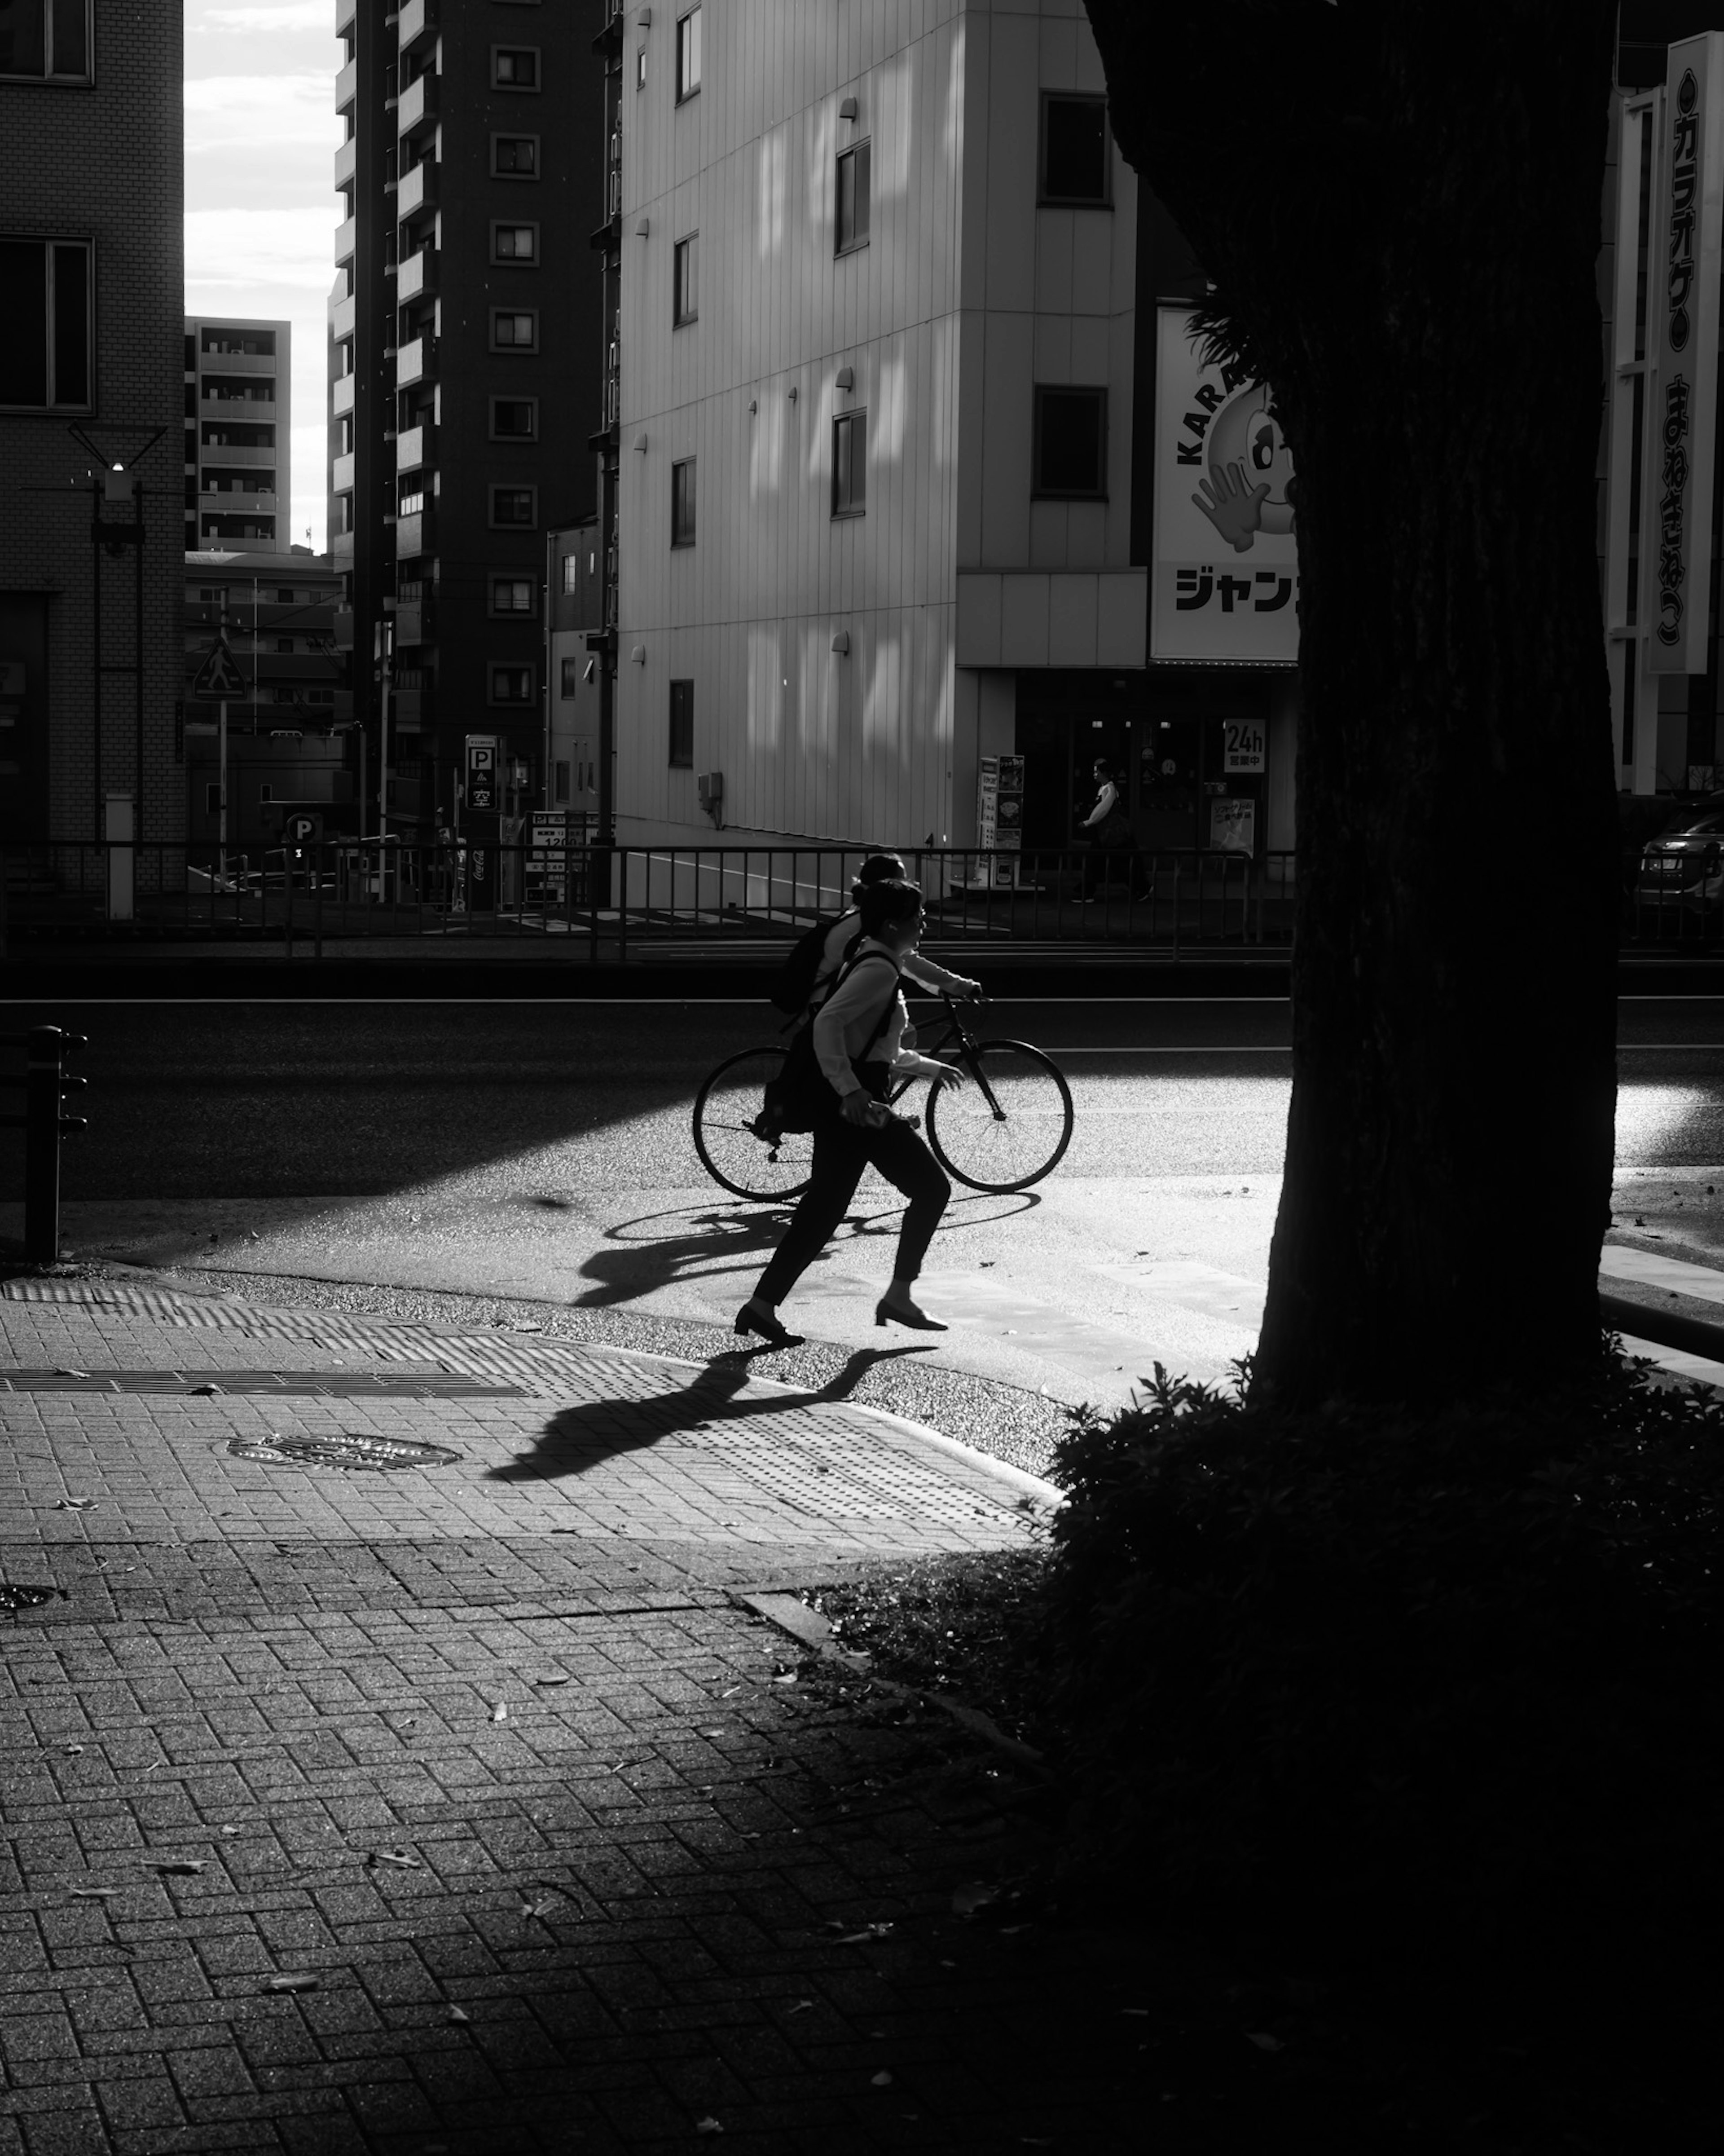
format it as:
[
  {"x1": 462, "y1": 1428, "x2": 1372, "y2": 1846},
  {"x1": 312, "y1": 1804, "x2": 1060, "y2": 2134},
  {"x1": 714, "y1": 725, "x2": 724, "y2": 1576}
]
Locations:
[
  {"x1": 0, "y1": 238, "x2": 91, "y2": 410},
  {"x1": 1032, "y1": 385, "x2": 1108, "y2": 497},
  {"x1": 673, "y1": 234, "x2": 698, "y2": 326},
  {"x1": 490, "y1": 576, "x2": 535, "y2": 615},
  {"x1": 1039, "y1": 94, "x2": 1111, "y2": 205},
  {"x1": 491, "y1": 223, "x2": 538, "y2": 264},
  {"x1": 490, "y1": 309, "x2": 538, "y2": 351},
  {"x1": 275, "y1": 586, "x2": 294, "y2": 604},
  {"x1": 205, "y1": 784, "x2": 221, "y2": 816},
  {"x1": 398, "y1": 481, "x2": 426, "y2": 516},
  {"x1": 489, "y1": 486, "x2": 537, "y2": 527},
  {"x1": 675, "y1": 6, "x2": 701, "y2": 101},
  {"x1": 492, "y1": 47, "x2": 539, "y2": 89},
  {"x1": 201, "y1": 326, "x2": 275, "y2": 357},
  {"x1": 668, "y1": 679, "x2": 694, "y2": 768},
  {"x1": 836, "y1": 140, "x2": 871, "y2": 255},
  {"x1": 490, "y1": 396, "x2": 537, "y2": 439},
  {"x1": 635, "y1": 45, "x2": 646, "y2": 91},
  {"x1": 554, "y1": 759, "x2": 572, "y2": 802},
  {"x1": 670, "y1": 458, "x2": 696, "y2": 548},
  {"x1": 561, "y1": 553, "x2": 579, "y2": 595},
  {"x1": 491, "y1": 135, "x2": 539, "y2": 178},
  {"x1": 559, "y1": 659, "x2": 581, "y2": 698},
  {"x1": 832, "y1": 410, "x2": 866, "y2": 517},
  {"x1": 489, "y1": 664, "x2": 534, "y2": 704},
  {"x1": 0, "y1": 0, "x2": 90, "y2": 80}
]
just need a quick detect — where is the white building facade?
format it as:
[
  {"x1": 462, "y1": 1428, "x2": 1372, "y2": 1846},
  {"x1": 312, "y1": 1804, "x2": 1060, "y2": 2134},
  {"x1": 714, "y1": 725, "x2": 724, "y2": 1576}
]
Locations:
[{"x1": 610, "y1": 0, "x2": 1143, "y2": 851}]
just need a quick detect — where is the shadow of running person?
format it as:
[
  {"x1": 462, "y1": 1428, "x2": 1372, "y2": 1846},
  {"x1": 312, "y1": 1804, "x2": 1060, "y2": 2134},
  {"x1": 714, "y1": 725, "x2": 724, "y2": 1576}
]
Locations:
[{"x1": 485, "y1": 1342, "x2": 937, "y2": 1483}]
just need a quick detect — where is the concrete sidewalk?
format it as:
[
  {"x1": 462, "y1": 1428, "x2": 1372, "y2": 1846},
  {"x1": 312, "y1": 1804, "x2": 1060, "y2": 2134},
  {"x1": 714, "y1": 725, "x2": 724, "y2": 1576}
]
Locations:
[{"x1": 0, "y1": 1276, "x2": 1160, "y2": 2155}]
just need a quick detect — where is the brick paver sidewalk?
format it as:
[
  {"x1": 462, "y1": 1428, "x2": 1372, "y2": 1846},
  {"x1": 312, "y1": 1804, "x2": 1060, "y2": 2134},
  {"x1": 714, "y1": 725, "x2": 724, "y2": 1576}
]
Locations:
[{"x1": 0, "y1": 1279, "x2": 1150, "y2": 2155}]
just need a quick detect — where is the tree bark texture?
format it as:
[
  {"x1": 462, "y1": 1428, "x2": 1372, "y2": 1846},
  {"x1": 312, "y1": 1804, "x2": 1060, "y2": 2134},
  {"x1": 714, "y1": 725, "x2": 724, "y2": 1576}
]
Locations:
[{"x1": 1084, "y1": 2, "x2": 1622, "y2": 1404}]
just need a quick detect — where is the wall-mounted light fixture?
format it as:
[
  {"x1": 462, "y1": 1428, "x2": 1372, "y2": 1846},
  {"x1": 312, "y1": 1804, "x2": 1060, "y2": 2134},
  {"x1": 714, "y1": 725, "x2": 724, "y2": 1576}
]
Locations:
[
  {"x1": 633, "y1": 433, "x2": 649, "y2": 452},
  {"x1": 637, "y1": 6, "x2": 652, "y2": 23},
  {"x1": 631, "y1": 644, "x2": 646, "y2": 665},
  {"x1": 635, "y1": 216, "x2": 651, "y2": 237},
  {"x1": 834, "y1": 366, "x2": 854, "y2": 392},
  {"x1": 839, "y1": 96, "x2": 858, "y2": 120},
  {"x1": 831, "y1": 629, "x2": 850, "y2": 656}
]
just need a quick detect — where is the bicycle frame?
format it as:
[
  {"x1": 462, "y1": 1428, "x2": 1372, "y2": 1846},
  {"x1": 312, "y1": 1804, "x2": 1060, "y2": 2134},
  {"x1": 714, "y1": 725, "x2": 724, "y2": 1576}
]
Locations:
[{"x1": 888, "y1": 994, "x2": 1007, "y2": 1120}]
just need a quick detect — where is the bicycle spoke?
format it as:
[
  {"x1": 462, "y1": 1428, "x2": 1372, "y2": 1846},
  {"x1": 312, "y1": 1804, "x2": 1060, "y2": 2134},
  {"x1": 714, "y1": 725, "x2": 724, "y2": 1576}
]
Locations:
[
  {"x1": 926, "y1": 1042, "x2": 1074, "y2": 1193},
  {"x1": 693, "y1": 1048, "x2": 814, "y2": 1202}
]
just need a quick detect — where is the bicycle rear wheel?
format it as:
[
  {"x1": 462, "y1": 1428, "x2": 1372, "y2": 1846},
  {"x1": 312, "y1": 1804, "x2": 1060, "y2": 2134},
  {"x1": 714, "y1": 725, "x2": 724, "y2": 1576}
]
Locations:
[
  {"x1": 691, "y1": 1047, "x2": 814, "y2": 1202},
  {"x1": 925, "y1": 1040, "x2": 1074, "y2": 1193}
]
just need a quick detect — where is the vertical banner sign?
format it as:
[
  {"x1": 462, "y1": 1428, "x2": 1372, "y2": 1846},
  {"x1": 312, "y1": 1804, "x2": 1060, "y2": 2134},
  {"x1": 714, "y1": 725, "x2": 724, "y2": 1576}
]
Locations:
[
  {"x1": 1151, "y1": 308, "x2": 1300, "y2": 666},
  {"x1": 1652, "y1": 34, "x2": 1724, "y2": 675}
]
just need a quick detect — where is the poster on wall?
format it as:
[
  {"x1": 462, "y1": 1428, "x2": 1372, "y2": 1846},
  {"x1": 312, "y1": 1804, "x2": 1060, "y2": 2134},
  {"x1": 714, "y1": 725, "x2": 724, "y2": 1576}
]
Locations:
[
  {"x1": 1650, "y1": 33, "x2": 1724, "y2": 675},
  {"x1": 1209, "y1": 797, "x2": 1256, "y2": 855},
  {"x1": 1151, "y1": 308, "x2": 1300, "y2": 666}
]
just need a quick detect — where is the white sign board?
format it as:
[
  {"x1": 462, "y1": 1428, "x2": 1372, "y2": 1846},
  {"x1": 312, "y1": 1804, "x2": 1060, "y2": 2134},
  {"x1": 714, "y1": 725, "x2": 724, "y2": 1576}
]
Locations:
[
  {"x1": 1651, "y1": 33, "x2": 1724, "y2": 674},
  {"x1": 1151, "y1": 309, "x2": 1299, "y2": 666},
  {"x1": 1209, "y1": 797, "x2": 1256, "y2": 855}
]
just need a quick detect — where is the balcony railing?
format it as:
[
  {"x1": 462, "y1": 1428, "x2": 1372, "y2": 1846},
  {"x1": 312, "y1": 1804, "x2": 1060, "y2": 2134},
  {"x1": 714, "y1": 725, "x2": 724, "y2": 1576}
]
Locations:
[
  {"x1": 395, "y1": 509, "x2": 432, "y2": 560},
  {"x1": 331, "y1": 373, "x2": 356, "y2": 418},
  {"x1": 397, "y1": 159, "x2": 437, "y2": 218},
  {"x1": 334, "y1": 53, "x2": 357, "y2": 114},
  {"x1": 397, "y1": 71, "x2": 438, "y2": 137},
  {"x1": 398, "y1": 0, "x2": 437, "y2": 53},
  {"x1": 396, "y1": 423, "x2": 435, "y2": 473},
  {"x1": 334, "y1": 215, "x2": 356, "y2": 267},
  {"x1": 397, "y1": 247, "x2": 435, "y2": 303},
  {"x1": 394, "y1": 600, "x2": 432, "y2": 646},
  {"x1": 396, "y1": 337, "x2": 434, "y2": 388}
]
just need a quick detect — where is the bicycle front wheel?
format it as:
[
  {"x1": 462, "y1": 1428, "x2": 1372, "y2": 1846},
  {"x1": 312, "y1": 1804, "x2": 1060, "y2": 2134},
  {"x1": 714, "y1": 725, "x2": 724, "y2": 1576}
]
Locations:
[
  {"x1": 925, "y1": 1041, "x2": 1074, "y2": 1193},
  {"x1": 691, "y1": 1047, "x2": 814, "y2": 1202}
]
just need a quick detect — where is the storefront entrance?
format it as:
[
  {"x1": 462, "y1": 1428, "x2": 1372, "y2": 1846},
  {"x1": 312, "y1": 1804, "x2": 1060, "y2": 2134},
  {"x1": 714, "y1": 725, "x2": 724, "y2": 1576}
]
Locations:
[{"x1": 1015, "y1": 669, "x2": 1278, "y2": 856}]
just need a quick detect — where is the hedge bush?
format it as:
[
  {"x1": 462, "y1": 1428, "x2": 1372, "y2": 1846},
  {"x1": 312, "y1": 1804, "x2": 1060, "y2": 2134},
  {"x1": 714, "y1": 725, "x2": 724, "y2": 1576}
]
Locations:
[{"x1": 1040, "y1": 1347, "x2": 1724, "y2": 1970}]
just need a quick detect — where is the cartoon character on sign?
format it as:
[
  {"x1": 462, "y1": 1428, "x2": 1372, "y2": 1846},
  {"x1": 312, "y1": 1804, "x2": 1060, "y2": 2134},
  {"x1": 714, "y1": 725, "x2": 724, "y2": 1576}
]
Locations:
[{"x1": 1191, "y1": 384, "x2": 1295, "y2": 554}]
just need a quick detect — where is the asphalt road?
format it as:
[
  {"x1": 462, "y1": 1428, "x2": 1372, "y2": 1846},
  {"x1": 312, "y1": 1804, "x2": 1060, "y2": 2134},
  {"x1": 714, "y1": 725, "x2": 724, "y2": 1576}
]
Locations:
[{"x1": 2, "y1": 995, "x2": 1722, "y2": 1440}]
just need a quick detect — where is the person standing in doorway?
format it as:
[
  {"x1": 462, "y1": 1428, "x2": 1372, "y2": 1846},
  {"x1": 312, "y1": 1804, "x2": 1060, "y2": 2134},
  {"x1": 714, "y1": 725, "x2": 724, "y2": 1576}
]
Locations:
[
  {"x1": 737, "y1": 880, "x2": 964, "y2": 1345},
  {"x1": 1080, "y1": 758, "x2": 1135, "y2": 900}
]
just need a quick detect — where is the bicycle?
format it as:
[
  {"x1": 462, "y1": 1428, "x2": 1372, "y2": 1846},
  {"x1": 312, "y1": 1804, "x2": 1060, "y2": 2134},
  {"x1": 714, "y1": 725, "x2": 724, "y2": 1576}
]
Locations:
[{"x1": 691, "y1": 993, "x2": 1075, "y2": 1203}]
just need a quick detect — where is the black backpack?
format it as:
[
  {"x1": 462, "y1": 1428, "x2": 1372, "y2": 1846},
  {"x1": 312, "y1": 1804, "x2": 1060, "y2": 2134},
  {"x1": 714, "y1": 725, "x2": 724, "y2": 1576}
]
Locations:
[
  {"x1": 768, "y1": 912, "x2": 844, "y2": 1017},
  {"x1": 760, "y1": 949, "x2": 900, "y2": 1138}
]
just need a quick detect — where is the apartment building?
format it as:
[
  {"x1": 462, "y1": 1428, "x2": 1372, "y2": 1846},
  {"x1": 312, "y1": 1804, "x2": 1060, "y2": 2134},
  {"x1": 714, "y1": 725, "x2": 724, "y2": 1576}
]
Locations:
[
  {"x1": 184, "y1": 317, "x2": 291, "y2": 551},
  {"x1": 329, "y1": 0, "x2": 603, "y2": 838},
  {"x1": 0, "y1": 0, "x2": 185, "y2": 846},
  {"x1": 605, "y1": 0, "x2": 1173, "y2": 855},
  {"x1": 183, "y1": 548, "x2": 343, "y2": 733}
]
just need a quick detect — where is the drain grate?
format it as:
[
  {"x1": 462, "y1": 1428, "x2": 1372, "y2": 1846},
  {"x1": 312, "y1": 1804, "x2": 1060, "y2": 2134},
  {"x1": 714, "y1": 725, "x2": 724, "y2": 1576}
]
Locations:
[
  {"x1": 0, "y1": 1583, "x2": 64, "y2": 1613},
  {"x1": 227, "y1": 1432, "x2": 462, "y2": 1473}
]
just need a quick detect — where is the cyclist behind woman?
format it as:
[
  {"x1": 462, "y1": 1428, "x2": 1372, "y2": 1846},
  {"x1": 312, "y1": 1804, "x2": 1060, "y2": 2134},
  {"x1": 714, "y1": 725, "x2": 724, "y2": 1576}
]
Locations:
[
  {"x1": 810, "y1": 851, "x2": 980, "y2": 1013},
  {"x1": 738, "y1": 879, "x2": 965, "y2": 1347}
]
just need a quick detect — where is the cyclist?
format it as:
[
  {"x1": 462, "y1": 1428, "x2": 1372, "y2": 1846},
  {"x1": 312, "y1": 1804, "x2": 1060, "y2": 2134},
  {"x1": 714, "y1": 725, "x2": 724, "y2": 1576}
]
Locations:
[
  {"x1": 737, "y1": 879, "x2": 965, "y2": 1346},
  {"x1": 809, "y1": 852, "x2": 981, "y2": 1017}
]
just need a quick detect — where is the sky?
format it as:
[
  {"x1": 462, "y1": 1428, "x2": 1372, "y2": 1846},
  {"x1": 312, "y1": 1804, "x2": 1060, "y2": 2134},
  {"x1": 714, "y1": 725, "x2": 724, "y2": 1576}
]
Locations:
[{"x1": 184, "y1": 1, "x2": 342, "y2": 554}]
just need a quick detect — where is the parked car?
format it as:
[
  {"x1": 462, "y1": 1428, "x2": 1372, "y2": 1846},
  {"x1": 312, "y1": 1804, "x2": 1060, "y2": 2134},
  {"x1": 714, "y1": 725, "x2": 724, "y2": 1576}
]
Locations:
[{"x1": 1636, "y1": 794, "x2": 1724, "y2": 909}]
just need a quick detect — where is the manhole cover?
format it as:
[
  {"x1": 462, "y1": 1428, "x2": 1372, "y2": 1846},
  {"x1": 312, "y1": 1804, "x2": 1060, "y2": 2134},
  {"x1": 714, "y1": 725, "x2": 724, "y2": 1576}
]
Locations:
[
  {"x1": 0, "y1": 1584, "x2": 63, "y2": 1613},
  {"x1": 227, "y1": 1432, "x2": 461, "y2": 1473}
]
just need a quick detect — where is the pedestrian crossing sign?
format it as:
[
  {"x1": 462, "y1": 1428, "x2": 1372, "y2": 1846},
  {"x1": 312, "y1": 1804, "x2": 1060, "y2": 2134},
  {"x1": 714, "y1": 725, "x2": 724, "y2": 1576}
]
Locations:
[{"x1": 190, "y1": 638, "x2": 246, "y2": 699}]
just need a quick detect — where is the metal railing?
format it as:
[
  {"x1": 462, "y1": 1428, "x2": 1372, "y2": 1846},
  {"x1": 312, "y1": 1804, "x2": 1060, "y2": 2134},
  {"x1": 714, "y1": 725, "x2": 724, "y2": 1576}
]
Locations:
[
  {"x1": 2, "y1": 838, "x2": 1720, "y2": 959},
  {"x1": 0, "y1": 840, "x2": 1294, "y2": 959}
]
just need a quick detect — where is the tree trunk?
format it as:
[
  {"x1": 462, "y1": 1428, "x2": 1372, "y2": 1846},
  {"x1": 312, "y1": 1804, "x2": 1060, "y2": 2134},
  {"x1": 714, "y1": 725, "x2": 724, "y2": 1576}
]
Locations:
[{"x1": 1084, "y1": 3, "x2": 1622, "y2": 1404}]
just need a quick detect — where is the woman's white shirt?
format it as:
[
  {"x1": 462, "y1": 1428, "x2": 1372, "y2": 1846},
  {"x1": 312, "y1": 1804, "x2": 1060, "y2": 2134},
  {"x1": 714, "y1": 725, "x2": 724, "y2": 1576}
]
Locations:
[
  {"x1": 812, "y1": 910, "x2": 975, "y2": 1002},
  {"x1": 812, "y1": 942, "x2": 946, "y2": 1098},
  {"x1": 1084, "y1": 780, "x2": 1119, "y2": 828}
]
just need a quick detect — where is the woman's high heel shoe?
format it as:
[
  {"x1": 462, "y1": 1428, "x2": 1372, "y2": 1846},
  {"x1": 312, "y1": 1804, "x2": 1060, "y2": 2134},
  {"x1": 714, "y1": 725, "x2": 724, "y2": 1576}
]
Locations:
[
  {"x1": 874, "y1": 1292, "x2": 948, "y2": 1332},
  {"x1": 734, "y1": 1301, "x2": 804, "y2": 1349}
]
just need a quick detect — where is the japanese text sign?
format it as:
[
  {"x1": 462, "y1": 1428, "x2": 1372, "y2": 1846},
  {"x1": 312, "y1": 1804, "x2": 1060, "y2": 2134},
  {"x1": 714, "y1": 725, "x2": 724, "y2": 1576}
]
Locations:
[
  {"x1": 1151, "y1": 309, "x2": 1299, "y2": 666},
  {"x1": 1651, "y1": 34, "x2": 1724, "y2": 675}
]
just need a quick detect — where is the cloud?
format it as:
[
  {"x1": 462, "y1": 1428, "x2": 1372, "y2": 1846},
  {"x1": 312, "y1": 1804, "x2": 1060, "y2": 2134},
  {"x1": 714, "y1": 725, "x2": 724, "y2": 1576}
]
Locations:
[
  {"x1": 185, "y1": 73, "x2": 339, "y2": 150},
  {"x1": 200, "y1": 2, "x2": 332, "y2": 25},
  {"x1": 186, "y1": 207, "x2": 341, "y2": 291}
]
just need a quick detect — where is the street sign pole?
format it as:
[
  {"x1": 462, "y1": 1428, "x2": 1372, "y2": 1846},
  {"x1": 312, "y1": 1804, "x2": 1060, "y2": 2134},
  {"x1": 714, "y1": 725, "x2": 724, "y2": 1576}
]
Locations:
[{"x1": 219, "y1": 696, "x2": 228, "y2": 887}]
